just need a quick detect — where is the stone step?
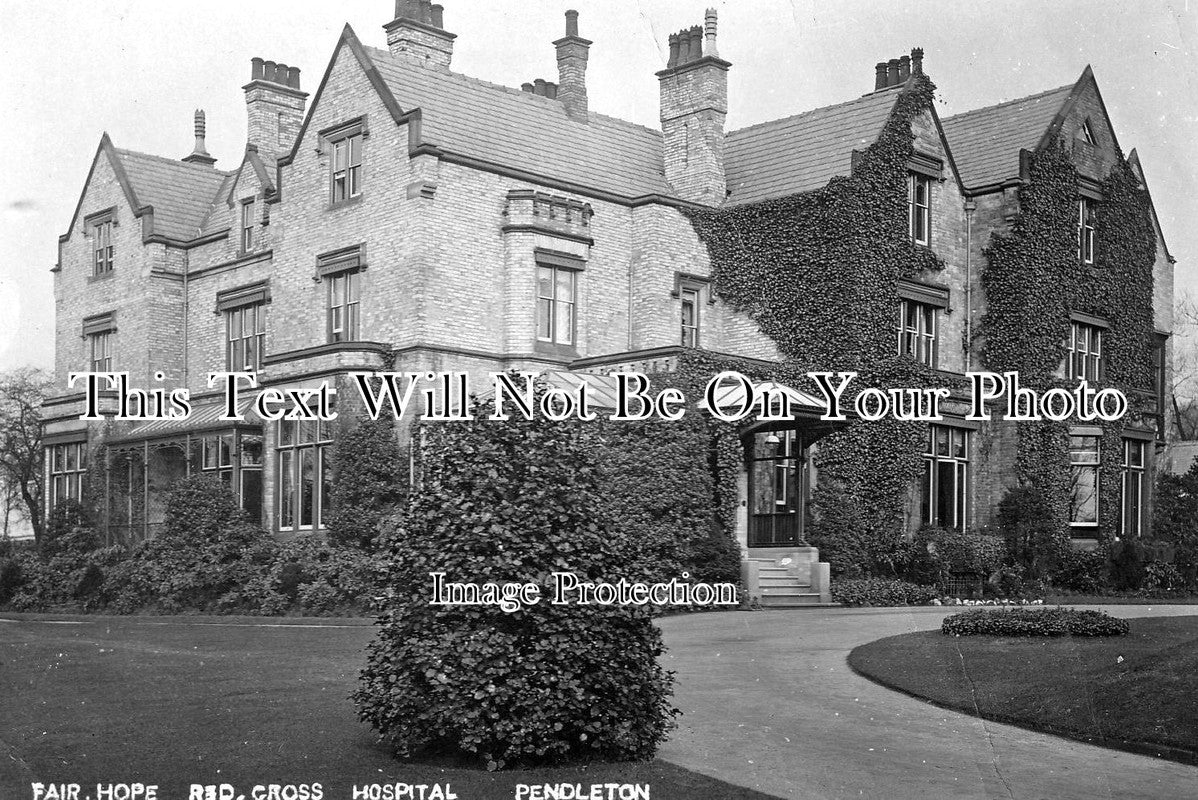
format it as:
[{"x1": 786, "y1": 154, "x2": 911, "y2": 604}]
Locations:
[
  {"x1": 758, "y1": 585, "x2": 813, "y2": 595},
  {"x1": 759, "y1": 592, "x2": 826, "y2": 607},
  {"x1": 759, "y1": 576, "x2": 812, "y2": 587}
]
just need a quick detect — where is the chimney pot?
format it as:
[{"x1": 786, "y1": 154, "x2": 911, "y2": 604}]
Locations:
[
  {"x1": 898, "y1": 55, "x2": 911, "y2": 82},
  {"x1": 251, "y1": 56, "x2": 264, "y2": 81},
  {"x1": 911, "y1": 47, "x2": 924, "y2": 74},
  {"x1": 534, "y1": 78, "x2": 547, "y2": 96},
  {"x1": 668, "y1": 33, "x2": 680, "y2": 68},
  {"x1": 430, "y1": 3, "x2": 443, "y2": 28},
  {"x1": 288, "y1": 66, "x2": 301, "y2": 89},
  {"x1": 704, "y1": 8, "x2": 719, "y2": 58},
  {"x1": 887, "y1": 58, "x2": 900, "y2": 86},
  {"x1": 546, "y1": 81, "x2": 558, "y2": 100},
  {"x1": 690, "y1": 26, "x2": 703, "y2": 60},
  {"x1": 419, "y1": 0, "x2": 432, "y2": 24},
  {"x1": 521, "y1": 82, "x2": 534, "y2": 93},
  {"x1": 263, "y1": 60, "x2": 277, "y2": 83},
  {"x1": 565, "y1": 9, "x2": 579, "y2": 37},
  {"x1": 875, "y1": 62, "x2": 888, "y2": 91}
]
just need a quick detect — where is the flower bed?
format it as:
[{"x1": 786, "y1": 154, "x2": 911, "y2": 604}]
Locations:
[{"x1": 941, "y1": 606, "x2": 1129, "y2": 637}]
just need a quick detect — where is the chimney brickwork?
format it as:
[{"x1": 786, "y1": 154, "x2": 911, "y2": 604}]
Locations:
[
  {"x1": 554, "y1": 10, "x2": 591, "y2": 119},
  {"x1": 385, "y1": 0, "x2": 456, "y2": 68},
  {"x1": 243, "y1": 58, "x2": 307, "y2": 165},
  {"x1": 657, "y1": 9, "x2": 730, "y2": 205}
]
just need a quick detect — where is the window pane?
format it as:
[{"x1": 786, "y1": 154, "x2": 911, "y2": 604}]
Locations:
[
  {"x1": 349, "y1": 134, "x2": 362, "y2": 165},
  {"x1": 279, "y1": 450, "x2": 294, "y2": 528},
  {"x1": 319, "y1": 445, "x2": 333, "y2": 528},
  {"x1": 555, "y1": 299, "x2": 573, "y2": 344},
  {"x1": 1070, "y1": 466, "x2": 1099, "y2": 524},
  {"x1": 555, "y1": 268, "x2": 574, "y2": 299},
  {"x1": 279, "y1": 419, "x2": 295, "y2": 447},
  {"x1": 299, "y1": 449, "x2": 314, "y2": 527},
  {"x1": 537, "y1": 298, "x2": 553, "y2": 340},
  {"x1": 936, "y1": 460, "x2": 955, "y2": 527}
]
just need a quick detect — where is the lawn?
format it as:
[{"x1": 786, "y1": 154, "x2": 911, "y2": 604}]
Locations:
[
  {"x1": 0, "y1": 615, "x2": 781, "y2": 800},
  {"x1": 848, "y1": 614, "x2": 1198, "y2": 764}
]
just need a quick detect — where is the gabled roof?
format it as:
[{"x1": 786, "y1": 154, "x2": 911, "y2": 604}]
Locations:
[
  {"x1": 61, "y1": 132, "x2": 231, "y2": 246},
  {"x1": 114, "y1": 148, "x2": 230, "y2": 241},
  {"x1": 724, "y1": 88, "x2": 902, "y2": 205},
  {"x1": 363, "y1": 44, "x2": 673, "y2": 199},
  {"x1": 941, "y1": 83, "x2": 1074, "y2": 190}
]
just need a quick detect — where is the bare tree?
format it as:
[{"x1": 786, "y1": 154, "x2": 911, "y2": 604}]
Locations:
[
  {"x1": 0, "y1": 368, "x2": 51, "y2": 543},
  {"x1": 1170, "y1": 291, "x2": 1198, "y2": 440}
]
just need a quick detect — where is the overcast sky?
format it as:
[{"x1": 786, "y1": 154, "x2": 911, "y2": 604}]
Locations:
[{"x1": 1, "y1": 1, "x2": 1194, "y2": 376}]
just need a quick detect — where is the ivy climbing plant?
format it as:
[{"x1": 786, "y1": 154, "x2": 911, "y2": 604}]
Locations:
[
  {"x1": 981, "y1": 140, "x2": 1157, "y2": 546},
  {"x1": 682, "y1": 74, "x2": 947, "y2": 573}
]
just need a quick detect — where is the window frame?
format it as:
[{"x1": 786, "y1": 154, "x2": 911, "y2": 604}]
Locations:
[
  {"x1": 897, "y1": 298, "x2": 938, "y2": 366},
  {"x1": 1078, "y1": 197, "x2": 1096, "y2": 265},
  {"x1": 225, "y1": 301, "x2": 267, "y2": 372},
  {"x1": 1068, "y1": 433, "x2": 1101, "y2": 532},
  {"x1": 240, "y1": 197, "x2": 256, "y2": 253},
  {"x1": 908, "y1": 172, "x2": 931, "y2": 246},
  {"x1": 329, "y1": 132, "x2": 363, "y2": 206},
  {"x1": 88, "y1": 330, "x2": 113, "y2": 372},
  {"x1": 326, "y1": 269, "x2": 361, "y2": 343},
  {"x1": 535, "y1": 263, "x2": 578, "y2": 347},
  {"x1": 680, "y1": 285, "x2": 701, "y2": 348},
  {"x1": 93, "y1": 218, "x2": 114, "y2": 276},
  {"x1": 1066, "y1": 320, "x2": 1103, "y2": 382},
  {"x1": 920, "y1": 425, "x2": 970, "y2": 530},
  {"x1": 276, "y1": 418, "x2": 334, "y2": 532},
  {"x1": 48, "y1": 442, "x2": 87, "y2": 512},
  {"x1": 1119, "y1": 438, "x2": 1146, "y2": 539}
]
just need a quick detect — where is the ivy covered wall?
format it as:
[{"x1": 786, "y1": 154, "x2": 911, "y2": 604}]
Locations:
[{"x1": 682, "y1": 75, "x2": 952, "y2": 572}]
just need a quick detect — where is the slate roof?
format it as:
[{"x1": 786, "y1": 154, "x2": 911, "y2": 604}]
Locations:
[
  {"x1": 724, "y1": 88, "x2": 902, "y2": 205},
  {"x1": 367, "y1": 46, "x2": 673, "y2": 199},
  {"x1": 940, "y1": 84, "x2": 1074, "y2": 190},
  {"x1": 114, "y1": 148, "x2": 231, "y2": 241}
]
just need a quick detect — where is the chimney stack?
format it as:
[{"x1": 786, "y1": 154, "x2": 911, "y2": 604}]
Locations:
[
  {"x1": 243, "y1": 57, "x2": 308, "y2": 165},
  {"x1": 872, "y1": 49, "x2": 925, "y2": 91},
  {"x1": 385, "y1": 0, "x2": 456, "y2": 69},
  {"x1": 657, "y1": 8, "x2": 731, "y2": 205},
  {"x1": 554, "y1": 9, "x2": 592, "y2": 120},
  {"x1": 182, "y1": 109, "x2": 217, "y2": 166}
]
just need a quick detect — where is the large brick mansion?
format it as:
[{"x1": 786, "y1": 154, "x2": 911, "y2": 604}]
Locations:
[{"x1": 42, "y1": 2, "x2": 1174, "y2": 594}]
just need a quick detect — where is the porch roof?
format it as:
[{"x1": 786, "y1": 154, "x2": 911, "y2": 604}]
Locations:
[{"x1": 105, "y1": 400, "x2": 264, "y2": 444}]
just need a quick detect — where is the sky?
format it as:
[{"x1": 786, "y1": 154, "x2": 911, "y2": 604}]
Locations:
[{"x1": 0, "y1": 0, "x2": 1195, "y2": 375}]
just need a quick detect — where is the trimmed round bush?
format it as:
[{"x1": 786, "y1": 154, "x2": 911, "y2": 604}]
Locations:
[
  {"x1": 354, "y1": 391, "x2": 678, "y2": 770},
  {"x1": 942, "y1": 607, "x2": 1129, "y2": 637}
]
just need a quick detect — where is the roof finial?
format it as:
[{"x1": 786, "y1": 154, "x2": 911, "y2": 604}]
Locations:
[{"x1": 183, "y1": 109, "x2": 216, "y2": 166}]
